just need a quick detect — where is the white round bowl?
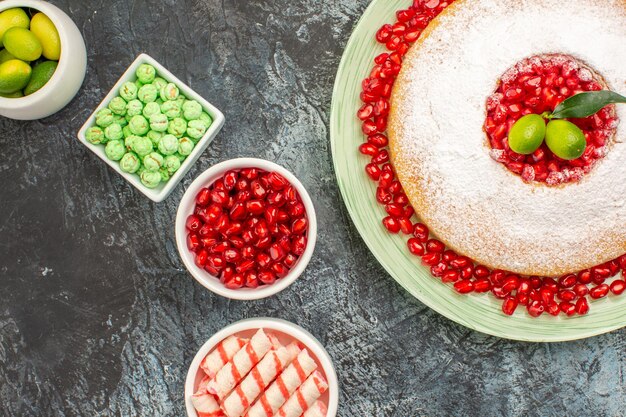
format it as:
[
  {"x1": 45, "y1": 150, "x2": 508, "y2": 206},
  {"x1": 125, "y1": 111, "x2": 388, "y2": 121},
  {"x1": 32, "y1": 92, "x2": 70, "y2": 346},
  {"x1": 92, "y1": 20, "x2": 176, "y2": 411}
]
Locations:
[
  {"x1": 175, "y1": 158, "x2": 317, "y2": 300},
  {"x1": 0, "y1": 0, "x2": 87, "y2": 120},
  {"x1": 185, "y1": 318, "x2": 339, "y2": 417}
]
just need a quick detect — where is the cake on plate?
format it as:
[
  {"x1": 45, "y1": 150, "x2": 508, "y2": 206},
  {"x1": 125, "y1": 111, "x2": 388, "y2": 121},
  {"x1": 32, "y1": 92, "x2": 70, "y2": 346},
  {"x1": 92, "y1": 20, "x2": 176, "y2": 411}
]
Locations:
[{"x1": 388, "y1": 0, "x2": 626, "y2": 276}]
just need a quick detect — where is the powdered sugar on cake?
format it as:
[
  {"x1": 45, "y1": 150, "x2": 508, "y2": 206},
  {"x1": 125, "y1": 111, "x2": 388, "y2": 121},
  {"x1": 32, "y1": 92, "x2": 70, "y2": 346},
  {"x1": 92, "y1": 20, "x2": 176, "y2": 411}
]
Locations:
[{"x1": 388, "y1": 0, "x2": 626, "y2": 275}]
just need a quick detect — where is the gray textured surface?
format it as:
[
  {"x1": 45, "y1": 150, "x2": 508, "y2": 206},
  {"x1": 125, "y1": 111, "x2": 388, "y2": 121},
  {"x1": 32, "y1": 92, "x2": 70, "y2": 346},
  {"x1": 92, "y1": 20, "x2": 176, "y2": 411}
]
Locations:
[{"x1": 0, "y1": 0, "x2": 625, "y2": 416}]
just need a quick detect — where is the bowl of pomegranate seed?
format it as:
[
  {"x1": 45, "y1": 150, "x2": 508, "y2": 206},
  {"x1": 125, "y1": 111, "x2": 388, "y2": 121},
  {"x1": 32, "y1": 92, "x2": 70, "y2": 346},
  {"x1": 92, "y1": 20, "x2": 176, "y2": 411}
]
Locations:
[
  {"x1": 175, "y1": 158, "x2": 317, "y2": 300},
  {"x1": 184, "y1": 317, "x2": 338, "y2": 417}
]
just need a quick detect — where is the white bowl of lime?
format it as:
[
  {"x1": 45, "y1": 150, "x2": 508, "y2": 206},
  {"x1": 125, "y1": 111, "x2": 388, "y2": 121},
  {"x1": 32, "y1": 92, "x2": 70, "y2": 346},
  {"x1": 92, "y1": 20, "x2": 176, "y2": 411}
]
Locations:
[{"x1": 0, "y1": 0, "x2": 86, "y2": 120}]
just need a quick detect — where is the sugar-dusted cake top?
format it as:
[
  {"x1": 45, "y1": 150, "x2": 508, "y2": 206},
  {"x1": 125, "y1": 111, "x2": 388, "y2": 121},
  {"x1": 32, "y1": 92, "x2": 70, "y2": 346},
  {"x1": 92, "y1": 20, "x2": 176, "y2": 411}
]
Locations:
[{"x1": 389, "y1": 0, "x2": 626, "y2": 275}]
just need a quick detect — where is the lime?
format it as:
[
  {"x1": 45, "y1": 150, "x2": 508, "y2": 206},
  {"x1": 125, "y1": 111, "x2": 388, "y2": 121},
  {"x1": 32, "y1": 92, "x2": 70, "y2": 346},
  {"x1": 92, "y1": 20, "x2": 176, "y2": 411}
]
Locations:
[
  {"x1": 23, "y1": 60, "x2": 57, "y2": 95},
  {"x1": 29, "y1": 13, "x2": 61, "y2": 60},
  {"x1": 508, "y1": 114, "x2": 546, "y2": 154},
  {"x1": 0, "y1": 48, "x2": 15, "y2": 64},
  {"x1": 545, "y1": 120, "x2": 586, "y2": 160},
  {"x1": 0, "y1": 89, "x2": 23, "y2": 98},
  {"x1": 0, "y1": 59, "x2": 31, "y2": 93},
  {"x1": 3, "y1": 27, "x2": 42, "y2": 61},
  {"x1": 0, "y1": 8, "x2": 30, "y2": 43}
]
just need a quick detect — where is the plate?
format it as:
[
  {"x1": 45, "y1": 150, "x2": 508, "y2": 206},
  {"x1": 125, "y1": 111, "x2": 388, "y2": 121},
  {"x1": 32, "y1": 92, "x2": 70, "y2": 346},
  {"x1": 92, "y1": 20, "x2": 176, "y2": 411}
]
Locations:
[{"x1": 329, "y1": 0, "x2": 626, "y2": 341}]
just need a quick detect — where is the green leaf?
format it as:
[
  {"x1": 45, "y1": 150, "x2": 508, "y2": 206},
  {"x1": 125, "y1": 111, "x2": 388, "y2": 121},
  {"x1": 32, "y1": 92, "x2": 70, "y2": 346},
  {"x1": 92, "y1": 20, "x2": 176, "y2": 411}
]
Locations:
[{"x1": 551, "y1": 90, "x2": 626, "y2": 119}]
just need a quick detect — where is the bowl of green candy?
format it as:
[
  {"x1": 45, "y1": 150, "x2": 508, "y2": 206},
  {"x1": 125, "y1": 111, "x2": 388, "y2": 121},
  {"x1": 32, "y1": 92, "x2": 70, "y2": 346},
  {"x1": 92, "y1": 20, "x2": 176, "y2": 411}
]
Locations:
[{"x1": 77, "y1": 53, "x2": 225, "y2": 202}]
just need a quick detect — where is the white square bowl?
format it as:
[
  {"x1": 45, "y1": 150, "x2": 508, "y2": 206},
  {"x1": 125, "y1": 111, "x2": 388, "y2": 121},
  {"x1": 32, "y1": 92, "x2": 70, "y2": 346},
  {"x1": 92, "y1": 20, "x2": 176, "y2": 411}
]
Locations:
[{"x1": 77, "y1": 53, "x2": 225, "y2": 202}]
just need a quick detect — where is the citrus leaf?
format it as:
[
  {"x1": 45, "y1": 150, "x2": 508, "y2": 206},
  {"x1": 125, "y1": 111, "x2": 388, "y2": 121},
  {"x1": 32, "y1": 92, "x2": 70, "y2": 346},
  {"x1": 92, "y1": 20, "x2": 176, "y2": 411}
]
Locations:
[{"x1": 551, "y1": 91, "x2": 626, "y2": 119}]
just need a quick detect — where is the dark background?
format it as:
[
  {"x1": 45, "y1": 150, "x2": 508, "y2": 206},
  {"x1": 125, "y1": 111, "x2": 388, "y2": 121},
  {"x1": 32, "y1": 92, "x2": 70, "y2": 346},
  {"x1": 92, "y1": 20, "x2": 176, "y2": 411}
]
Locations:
[{"x1": 1, "y1": 0, "x2": 624, "y2": 416}]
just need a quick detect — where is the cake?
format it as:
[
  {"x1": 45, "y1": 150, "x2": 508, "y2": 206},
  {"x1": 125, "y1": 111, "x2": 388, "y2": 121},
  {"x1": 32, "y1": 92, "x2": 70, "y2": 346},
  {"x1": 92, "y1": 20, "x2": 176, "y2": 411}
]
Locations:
[{"x1": 388, "y1": 0, "x2": 626, "y2": 276}]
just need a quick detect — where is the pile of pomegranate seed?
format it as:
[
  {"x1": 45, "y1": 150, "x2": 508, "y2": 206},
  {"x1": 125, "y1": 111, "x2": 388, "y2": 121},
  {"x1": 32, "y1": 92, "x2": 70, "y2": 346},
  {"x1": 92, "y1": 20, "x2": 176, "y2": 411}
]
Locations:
[
  {"x1": 485, "y1": 54, "x2": 619, "y2": 185},
  {"x1": 186, "y1": 168, "x2": 308, "y2": 289},
  {"x1": 357, "y1": 0, "x2": 626, "y2": 316}
]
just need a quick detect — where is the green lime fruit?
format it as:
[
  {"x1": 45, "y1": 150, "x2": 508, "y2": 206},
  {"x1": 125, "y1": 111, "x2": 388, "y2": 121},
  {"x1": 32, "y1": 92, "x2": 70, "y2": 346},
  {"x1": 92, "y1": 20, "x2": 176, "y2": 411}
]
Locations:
[
  {"x1": 0, "y1": 59, "x2": 31, "y2": 94},
  {"x1": 24, "y1": 60, "x2": 57, "y2": 95},
  {"x1": 0, "y1": 8, "x2": 30, "y2": 43},
  {"x1": 29, "y1": 13, "x2": 61, "y2": 60},
  {"x1": 0, "y1": 48, "x2": 15, "y2": 64},
  {"x1": 508, "y1": 114, "x2": 546, "y2": 155},
  {"x1": 3, "y1": 27, "x2": 42, "y2": 61},
  {"x1": 0, "y1": 89, "x2": 23, "y2": 98},
  {"x1": 545, "y1": 120, "x2": 586, "y2": 160}
]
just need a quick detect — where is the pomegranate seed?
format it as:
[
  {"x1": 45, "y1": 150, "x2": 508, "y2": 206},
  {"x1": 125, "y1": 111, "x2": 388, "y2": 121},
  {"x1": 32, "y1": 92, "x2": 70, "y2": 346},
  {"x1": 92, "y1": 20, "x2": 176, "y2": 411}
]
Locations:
[
  {"x1": 284, "y1": 254, "x2": 298, "y2": 268},
  {"x1": 224, "y1": 273, "x2": 244, "y2": 289},
  {"x1": 413, "y1": 223, "x2": 429, "y2": 242},
  {"x1": 546, "y1": 302, "x2": 560, "y2": 316},
  {"x1": 557, "y1": 290, "x2": 576, "y2": 302},
  {"x1": 578, "y1": 270, "x2": 592, "y2": 284},
  {"x1": 573, "y1": 283, "x2": 589, "y2": 297},
  {"x1": 266, "y1": 172, "x2": 288, "y2": 190},
  {"x1": 527, "y1": 300, "x2": 544, "y2": 317},
  {"x1": 220, "y1": 266, "x2": 234, "y2": 282},
  {"x1": 407, "y1": 238, "x2": 425, "y2": 256},
  {"x1": 560, "y1": 301, "x2": 576, "y2": 316},
  {"x1": 430, "y1": 262, "x2": 446, "y2": 277},
  {"x1": 454, "y1": 280, "x2": 474, "y2": 294},
  {"x1": 187, "y1": 233, "x2": 200, "y2": 251},
  {"x1": 223, "y1": 171, "x2": 238, "y2": 190},
  {"x1": 194, "y1": 249, "x2": 209, "y2": 268},
  {"x1": 558, "y1": 274, "x2": 577, "y2": 288},
  {"x1": 421, "y1": 252, "x2": 440, "y2": 266},
  {"x1": 292, "y1": 236, "x2": 307, "y2": 255},
  {"x1": 473, "y1": 265, "x2": 490, "y2": 279},
  {"x1": 272, "y1": 262, "x2": 289, "y2": 278},
  {"x1": 474, "y1": 278, "x2": 491, "y2": 293},
  {"x1": 610, "y1": 280, "x2": 626, "y2": 295},
  {"x1": 425, "y1": 239, "x2": 444, "y2": 253},
  {"x1": 365, "y1": 163, "x2": 382, "y2": 180},
  {"x1": 245, "y1": 271, "x2": 259, "y2": 288},
  {"x1": 258, "y1": 270, "x2": 276, "y2": 285},
  {"x1": 287, "y1": 202, "x2": 306, "y2": 217},
  {"x1": 502, "y1": 275, "x2": 520, "y2": 294},
  {"x1": 186, "y1": 214, "x2": 202, "y2": 232},
  {"x1": 502, "y1": 297, "x2": 518, "y2": 315},
  {"x1": 589, "y1": 284, "x2": 609, "y2": 299},
  {"x1": 442, "y1": 269, "x2": 459, "y2": 283},
  {"x1": 382, "y1": 216, "x2": 401, "y2": 233},
  {"x1": 196, "y1": 188, "x2": 211, "y2": 206},
  {"x1": 575, "y1": 297, "x2": 589, "y2": 315},
  {"x1": 291, "y1": 218, "x2": 308, "y2": 235}
]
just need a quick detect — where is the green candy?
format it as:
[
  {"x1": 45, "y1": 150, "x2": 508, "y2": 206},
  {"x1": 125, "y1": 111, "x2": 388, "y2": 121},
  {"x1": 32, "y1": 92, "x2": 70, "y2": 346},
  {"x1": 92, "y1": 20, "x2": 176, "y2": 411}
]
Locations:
[
  {"x1": 161, "y1": 100, "x2": 181, "y2": 119},
  {"x1": 104, "y1": 123, "x2": 123, "y2": 141},
  {"x1": 119, "y1": 82, "x2": 138, "y2": 101},
  {"x1": 138, "y1": 83, "x2": 158, "y2": 103},
  {"x1": 122, "y1": 125, "x2": 133, "y2": 139},
  {"x1": 126, "y1": 99, "x2": 144, "y2": 118},
  {"x1": 114, "y1": 114, "x2": 128, "y2": 127},
  {"x1": 178, "y1": 137, "x2": 195, "y2": 156},
  {"x1": 142, "y1": 101, "x2": 161, "y2": 119},
  {"x1": 85, "y1": 126, "x2": 105, "y2": 145},
  {"x1": 140, "y1": 171, "x2": 161, "y2": 188},
  {"x1": 95, "y1": 108, "x2": 115, "y2": 128},
  {"x1": 120, "y1": 152, "x2": 140, "y2": 173},
  {"x1": 198, "y1": 112, "x2": 213, "y2": 127},
  {"x1": 105, "y1": 140, "x2": 125, "y2": 161},
  {"x1": 182, "y1": 100, "x2": 203, "y2": 120},
  {"x1": 160, "y1": 82, "x2": 179, "y2": 101},
  {"x1": 164, "y1": 154, "x2": 181, "y2": 175},
  {"x1": 134, "y1": 79, "x2": 144, "y2": 89},
  {"x1": 187, "y1": 119, "x2": 208, "y2": 140},
  {"x1": 129, "y1": 115, "x2": 150, "y2": 135},
  {"x1": 159, "y1": 167, "x2": 170, "y2": 182},
  {"x1": 125, "y1": 134, "x2": 139, "y2": 150},
  {"x1": 136, "y1": 64, "x2": 156, "y2": 84},
  {"x1": 153, "y1": 77, "x2": 167, "y2": 91},
  {"x1": 108, "y1": 96, "x2": 127, "y2": 115},
  {"x1": 143, "y1": 152, "x2": 164, "y2": 172},
  {"x1": 132, "y1": 136, "x2": 153, "y2": 157},
  {"x1": 149, "y1": 113, "x2": 169, "y2": 132},
  {"x1": 158, "y1": 134, "x2": 179, "y2": 155},
  {"x1": 147, "y1": 130, "x2": 164, "y2": 147},
  {"x1": 174, "y1": 152, "x2": 187, "y2": 162},
  {"x1": 168, "y1": 117, "x2": 187, "y2": 137}
]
